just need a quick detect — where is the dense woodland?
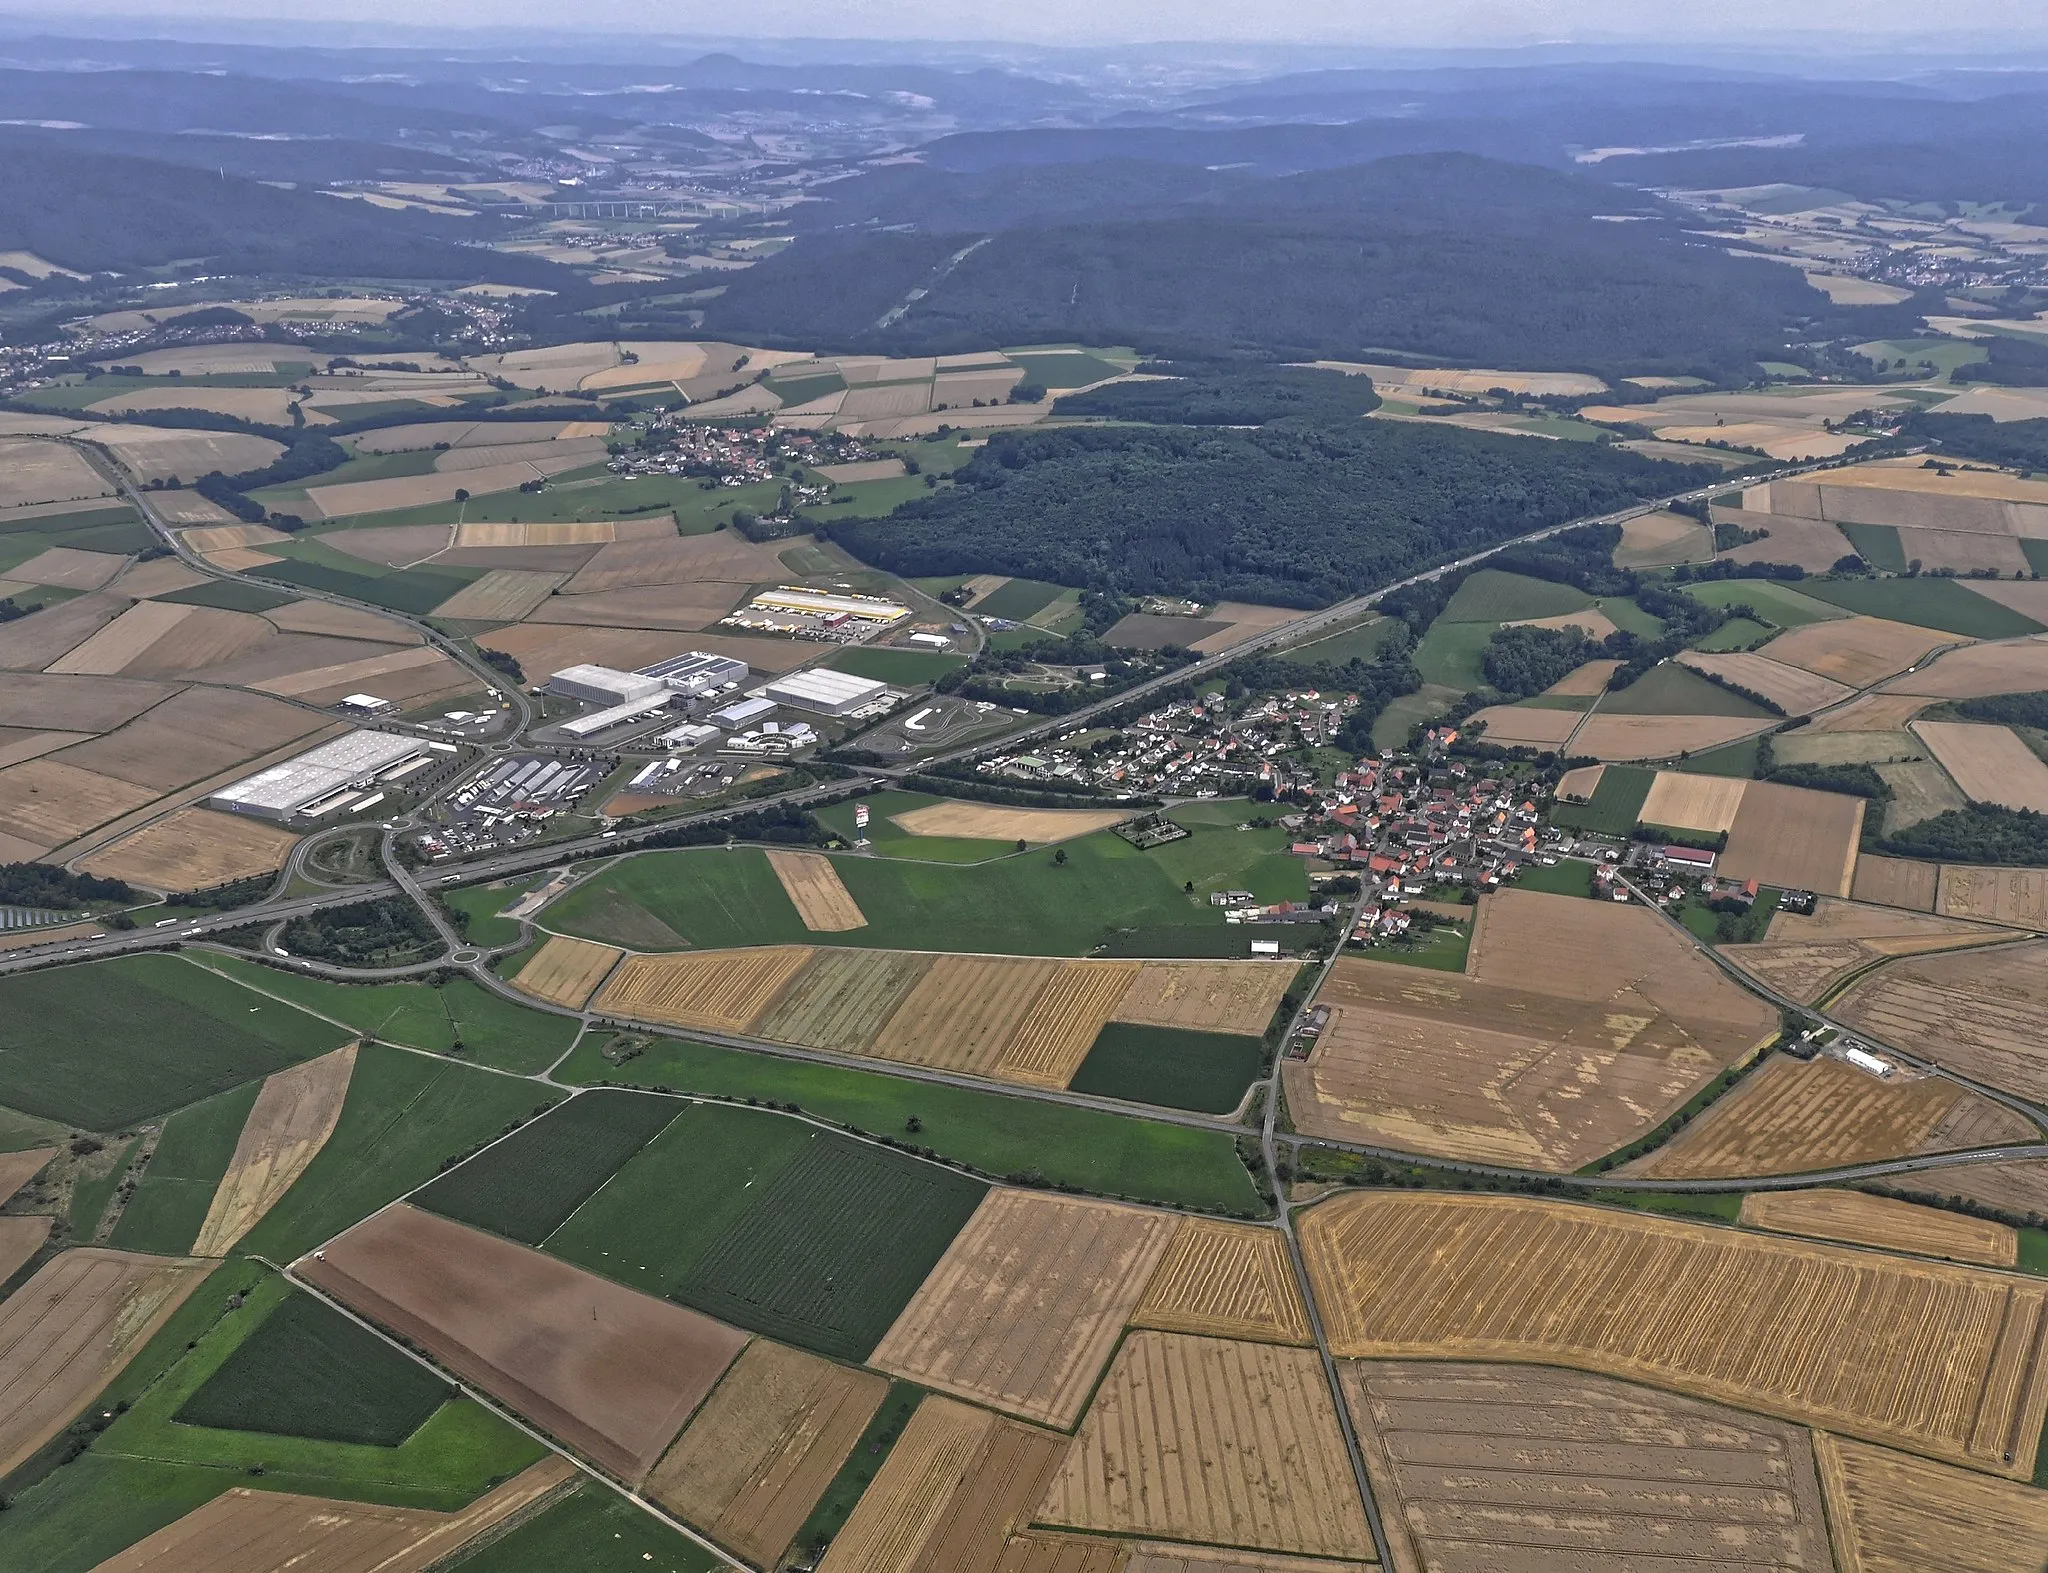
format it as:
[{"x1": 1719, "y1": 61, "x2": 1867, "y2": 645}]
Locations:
[
  {"x1": 1877, "y1": 804, "x2": 2048, "y2": 865},
  {"x1": 1058, "y1": 363, "x2": 1383, "y2": 425},
  {"x1": 0, "y1": 862, "x2": 132, "y2": 908},
  {"x1": 1908, "y1": 412, "x2": 2048, "y2": 470},
  {"x1": 830, "y1": 422, "x2": 1715, "y2": 607}
]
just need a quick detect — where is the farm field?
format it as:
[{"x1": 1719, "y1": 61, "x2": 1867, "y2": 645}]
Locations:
[
  {"x1": 646, "y1": 1338, "x2": 886, "y2": 1570},
  {"x1": 1300, "y1": 1190, "x2": 2048, "y2": 1476},
  {"x1": 1816, "y1": 1431, "x2": 2048, "y2": 1573},
  {"x1": 1550, "y1": 761, "x2": 1654, "y2": 832},
  {"x1": 1132, "y1": 1217, "x2": 1312, "y2": 1344},
  {"x1": 598, "y1": 946, "x2": 814, "y2": 1033},
  {"x1": 1598, "y1": 658, "x2": 1776, "y2": 718},
  {"x1": 1833, "y1": 940, "x2": 2048, "y2": 1100},
  {"x1": 887, "y1": 800, "x2": 1127, "y2": 843},
  {"x1": 553, "y1": 1035, "x2": 1263, "y2": 1213},
  {"x1": 1675, "y1": 649, "x2": 1854, "y2": 714},
  {"x1": 767, "y1": 848, "x2": 868, "y2": 931},
  {"x1": 1285, "y1": 888, "x2": 1776, "y2": 1170},
  {"x1": 1623, "y1": 1052, "x2": 2036, "y2": 1179},
  {"x1": 1913, "y1": 719, "x2": 2048, "y2": 812},
  {"x1": 1345, "y1": 1362, "x2": 1833, "y2": 1573},
  {"x1": 1720, "y1": 778, "x2": 1866, "y2": 896},
  {"x1": 873, "y1": 1189, "x2": 1176, "y2": 1427},
  {"x1": 0, "y1": 953, "x2": 347, "y2": 1127},
  {"x1": 438, "y1": 1480, "x2": 722, "y2": 1573},
  {"x1": 301, "y1": 1203, "x2": 749, "y2": 1481},
  {"x1": 1854, "y1": 853, "x2": 1943, "y2": 911},
  {"x1": 1937, "y1": 864, "x2": 2048, "y2": 928},
  {"x1": 1068, "y1": 1022, "x2": 1266, "y2": 1114},
  {"x1": 1723, "y1": 897, "x2": 2016, "y2": 1005},
  {"x1": 1682, "y1": 576, "x2": 1853, "y2": 628},
  {"x1": 543, "y1": 1104, "x2": 987, "y2": 1360},
  {"x1": 80, "y1": 806, "x2": 299, "y2": 891},
  {"x1": 1741, "y1": 1188, "x2": 2018, "y2": 1266},
  {"x1": 1614, "y1": 507, "x2": 1714, "y2": 566},
  {"x1": 1800, "y1": 576, "x2": 2047, "y2": 640},
  {"x1": 105, "y1": 1081, "x2": 263, "y2": 1255},
  {"x1": 1037, "y1": 1331, "x2": 1375, "y2": 1559},
  {"x1": 1762, "y1": 615, "x2": 1952, "y2": 688},
  {"x1": 1638, "y1": 768, "x2": 1749, "y2": 833}
]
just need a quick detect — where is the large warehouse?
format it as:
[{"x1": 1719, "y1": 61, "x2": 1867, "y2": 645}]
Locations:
[
  {"x1": 761, "y1": 668, "x2": 890, "y2": 716},
  {"x1": 209, "y1": 730, "x2": 438, "y2": 822},
  {"x1": 545, "y1": 664, "x2": 665, "y2": 707}
]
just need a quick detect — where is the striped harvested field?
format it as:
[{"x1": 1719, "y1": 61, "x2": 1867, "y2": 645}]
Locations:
[
  {"x1": 515, "y1": 935, "x2": 624, "y2": 1010},
  {"x1": 996, "y1": 1534, "x2": 1133, "y2": 1573},
  {"x1": 1110, "y1": 960, "x2": 1295, "y2": 1036},
  {"x1": 1345, "y1": 1362, "x2": 1832, "y2": 1573},
  {"x1": 1133, "y1": 1218, "x2": 1312, "y2": 1345},
  {"x1": 648, "y1": 1339, "x2": 887, "y2": 1569},
  {"x1": 1622, "y1": 1053, "x2": 2036, "y2": 1180},
  {"x1": 817, "y1": 1395, "x2": 1067, "y2": 1573},
  {"x1": 1938, "y1": 864, "x2": 2048, "y2": 928},
  {"x1": 990, "y1": 960, "x2": 1141, "y2": 1087},
  {"x1": 1038, "y1": 1331, "x2": 1374, "y2": 1559},
  {"x1": 191, "y1": 1042, "x2": 357, "y2": 1257},
  {"x1": 1722, "y1": 896, "x2": 2012, "y2": 1005},
  {"x1": 873, "y1": 1189, "x2": 1175, "y2": 1428},
  {"x1": 429, "y1": 568, "x2": 565, "y2": 622},
  {"x1": 766, "y1": 848, "x2": 867, "y2": 932},
  {"x1": 753, "y1": 948, "x2": 933, "y2": 1051},
  {"x1": 1299, "y1": 1191, "x2": 2048, "y2": 1477},
  {"x1": 1816, "y1": 1431, "x2": 2048, "y2": 1573},
  {"x1": 1638, "y1": 770, "x2": 1748, "y2": 834},
  {"x1": 80, "y1": 807, "x2": 299, "y2": 892},
  {"x1": 1543, "y1": 658, "x2": 1621, "y2": 698},
  {"x1": 1886, "y1": 636, "x2": 2048, "y2": 701},
  {"x1": 1124, "y1": 1551, "x2": 1370, "y2": 1573},
  {"x1": 455, "y1": 520, "x2": 619, "y2": 548},
  {"x1": 1833, "y1": 940, "x2": 2048, "y2": 1102},
  {"x1": 1741, "y1": 1189, "x2": 2017, "y2": 1267},
  {"x1": 597, "y1": 946, "x2": 811, "y2": 1034},
  {"x1": 869, "y1": 955, "x2": 1063, "y2": 1075}
]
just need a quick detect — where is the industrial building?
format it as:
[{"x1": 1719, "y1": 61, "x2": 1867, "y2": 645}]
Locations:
[
  {"x1": 210, "y1": 731, "x2": 441, "y2": 822},
  {"x1": 752, "y1": 587, "x2": 909, "y2": 624},
  {"x1": 545, "y1": 664, "x2": 666, "y2": 707},
  {"x1": 709, "y1": 696, "x2": 777, "y2": 730},
  {"x1": 556, "y1": 695, "x2": 674, "y2": 739},
  {"x1": 639, "y1": 651, "x2": 749, "y2": 699},
  {"x1": 762, "y1": 667, "x2": 890, "y2": 716}
]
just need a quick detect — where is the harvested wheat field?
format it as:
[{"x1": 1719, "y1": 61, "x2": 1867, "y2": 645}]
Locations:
[
  {"x1": 0, "y1": 1146, "x2": 54, "y2": 1206},
  {"x1": 648, "y1": 1339, "x2": 886, "y2": 1569},
  {"x1": 1721, "y1": 896, "x2": 2011, "y2": 1003},
  {"x1": 1038, "y1": 1331, "x2": 1374, "y2": 1559},
  {"x1": 1615, "y1": 509, "x2": 1714, "y2": 567},
  {"x1": 1110, "y1": 960, "x2": 1295, "y2": 1037},
  {"x1": 1542, "y1": 659, "x2": 1621, "y2": 699},
  {"x1": 995, "y1": 1533, "x2": 1133, "y2": 1573},
  {"x1": 191, "y1": 1043, "x2": 358, "y2": 1257},
  {"x1": 0, "y1": 1216, "x2": 50, "y2": 1285},
  {"x1": 1132, "y1": 1218, "x2": 1311, "y2": 1345},
  {"x1": 514, "y1": 935, "x2": 624, "y2": 1010},
  {"x1": 0, "y1": 592, "x2": 132, "y2": 672},
  {"x1": 81, "y1": 807, "x2": 299, "y2": 891},
  {"x1": 1766, "y1": 618, "x2": 1953, "y2": 689},
  {"x1": 95, "y1": 428, "x2": 285, "y2": 484},
  {"x1": 599, "y1": 946, "x2": 812, "y2": 1035},
  {"x1": 1834, "y1": 941, "x2": 2048, "y2": 1101},
  {"x1": 1887, "y1": 1162, "x2": 2048, "y2": 1223},
  {"x1": 817, "y1": 1394, "x2": 1067, "y2": 1573},
  {"x1": 1123, "y1": 1551, "x2": 1369, "y2": 1573},
  {"x1": 1720, "y1": 779, "x2": 1865, "y2": 896},
  {"x1": 87, "y1": 1457, "x2": 576, "y2": 1573},
  {"x1": 44, "y1": 600, "x2": 196, "y2": 675},
  {"x1": 1570, "y1": 713, "x2": 1772, "y2": 761},
  {"x1": 0, "y1": 758, "x2": 157, "y2": 855},
  {"x1": 1719, "y1": 513, "x2": 1862, "y2": 572},
  {"x1": 9, "y1": 546, "x2": 127, "y2": 592},
  {"x1": 869, "y1": 955, "x2": 1064, "y2": 1075},
  {"x1": 1639, "y1": 769, "x2": 1749, "y2": 834},
  {"x1": 752, "y1": 948, "x2": 934, "y2": 1052},
  {"x1": 992, "y1": 961, "x2": 1142, "y2": 1088},
  {"x1": 1815, "y1": 1431, "x2": 2048, "y2": 1573},
  {"x1": 300, "y1": 1204, "x2": 747, "y2": 1481},
  {"x1": 1285, "y1": 889, "x2": 1775, "y2": 1170},
  {"x1": 454, "y1": 520, "x2": 624, "y2": 548},
  {"x1": 890, "y1": 802, "x2": 1127, "y2": 842},
  {"x1": 1554, "y1": 762, "x2": 1606, "y2": 800},
  {"x1": 264, "y1": 597, "x2": 420, "y2": 644},
  {"x1": 1896, "y1": 526, "x2": 2034, "y2": 576},
  {"x1": 1299, "y1": 1190, "x2": 2048, "y2": 1476},
  {"x1": 766, "y1": 849, "x2": 867, "y2": 932},
  {"x1": 1506, "y1": 607, "x2": 1619, "y2": 640},
  {"x1": 1854, "y1": 854, "x2": 1940, "y2": 911},
  {"x1": 1889, "y1": 636, "x2": 2048, "y2": 701},
  {"x1": 1914, "y1": 720, "x2": 2048, "y2": 812},
  {"x1": 0, "y1": 1248, "x2": 213, "y2": 1475},
  {"x1": 1741, "y1": 1189, "x2": 2017, "y2": 1267},
  {"x1": 874, "y1": 1189, "x2": 1175, "y2": 1428},
  {"x1": 1345, "y1": 1361, "x2": 1832, "y2": 1573},
  {"x1": 1623, "y1": 1053, "x2": 2036, "y2": 1180},
  {"x1": 1464, "y1": 705, "x2": 1579, "y2": 748},
  {"x1": 1677, "y1": 650, "x2": 1855, "y2": 715},
  {"x1": 562, "y1": 531, "x2": 790, "y2": 595},
  {"x1": 1937, "y1": 864, "x2": 2048, "y2": 928},
  {"x1": 0, "y1": 439, "x2": 113, "y2": 508},
  {"x1": 430, "y1": 569, "x2": 566, "y2": 622}
]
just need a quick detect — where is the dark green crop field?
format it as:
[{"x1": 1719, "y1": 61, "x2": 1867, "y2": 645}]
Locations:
[
  {"x1": 413, "y1": 1089, "x2": 680, "y2": 1245},
  {"x1": 442, "y1": 1482, "x2": 721, "y2": 1573},
  {"x1": 1550, "y1": 764, "x2": 1656, "y2": 835},
  {"x1": 106, "y1": 1081, "x2": 262, "y2": 1255},
  {"x1": 1068, "y1": 1023, "x2": 1266, "y2": 1114},
  {"x1": 0, "y1": 955, "x2": 346, "y2": 1128},
  {"x1": 1798, "y1": 575, "x2": 2048, "y2": 639},
  {"x1": 174, "y1": 1289, "x2": 452, "y2": 1446}
]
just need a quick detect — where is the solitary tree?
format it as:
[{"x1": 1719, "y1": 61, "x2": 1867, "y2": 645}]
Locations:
[{"x1": 1054, "y1": 848, "x2": 1068, "y2": 866}]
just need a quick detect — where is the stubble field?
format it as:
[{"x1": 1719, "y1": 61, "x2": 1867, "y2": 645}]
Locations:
[
  {"x1": 766, "y1": 848, "x2": 868, "y2": 932},
  {"x1": 1937, "y1": 865, "x2": 2048, "y2": 928},
  {"x1": 1763, "y1": 617, "x2": 1951, "y2": 689},
  {"x1": 1816, "y1": 1431, "x2": 2048, "y2": 1573},
  {"x1": 1722, "y1": 896, "x2": 2010, "y2": 1004},
  {"x1": 1132, "y1": 1217, "x2": 1312, "y2": 1345},
  {"x1": 752, "y1": 948, "x2": 934, "y2": 1050},
  {"x1": 1833, "y1": 940, "x2": 2048, "y2": 1100},
  {"x1": 1719, "y1": 778, "x2": 1866, "y2": 896},
  {"x1": 1676, "y1": 650, "x2": 1854, "y2": 715},
  {"x1": 1638, "y1": 769, "x2": 1749, "y2": 833},
  {"x1": 1853, "y1": 853, "x2": 1941, "y2": 911},
  {"x1": 514, "y1": 934, "x2": 625, "y2": 1010},
  {"x1": 80, "y1": 806, "x2": 300, "y2": 891},
  {"x1": 1110, "y1": 960, "x2": 1294, "y2": 1036},
  {"x1": 598, "y1": 946, "x2": 814, "y2": 1033},
  {"x1": 1914, "y1": 720, "x2": 2048, "y2": 813},
  {"x1": 191, "y1": 1043, "x2": 358, "y2": 1257},
  {"x1": 889, "y1": 802, "x2": 1128, "y2": 842},
  {"x1": 1740, "y1": 1188, "x2": 2018, "y2": 1266}
]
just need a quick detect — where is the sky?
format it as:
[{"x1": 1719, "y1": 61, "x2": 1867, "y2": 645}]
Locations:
[{"x1": 10, "y1": 0, "x2": 2048, "y2": 49}]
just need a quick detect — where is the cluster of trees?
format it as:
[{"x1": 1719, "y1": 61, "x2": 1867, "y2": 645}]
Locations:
[
  {"x1": 194, "y1": 433, "x2": 348, "y2": 525},
  {"x1": 827, "y1": 422, "x2": 1713, "y2": 609},
  {"x1": 1480, "y1": 624, "x2": 1597, "y2": 699},
  {"x1": 1877, "y1": 804, "x2": 2048, "y2": 865},
  {"x1": 1908, "y1": 412, "x2": 2048, "y2": 472},
  {"x1": 278, "y1": 897, "x2": 439, "y2": 967},
  {"x1": 1058, "y1": 362, "x2": 1383, "y2": 426},
  {"x1": 1954, "y1": 691, "x2": 2048, "y2": 728},
  {"x1": 0, "y1": 862, "x2": 132, "y2": 908},
  {"x1": 1754, "y1": 735, "x2": 1891, "y2": 800},
  {"x1": 1954, "y1": 334, "x2": 2048, "y2": 388}
]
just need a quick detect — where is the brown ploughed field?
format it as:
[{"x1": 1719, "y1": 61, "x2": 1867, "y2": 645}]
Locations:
[
  {"x1": 648, "y1": 1338, "x2": 887, "y2": 1569},
  {"x1": 596, "y1": 946, "x2": 812, "y2": 1034},
  {"x1": 1345, "y1": 1361, "x2": 1832, "y2": 1573},
  {"x1": 1037, "y1": 1331, "x2": 1375, "y2": 1560},
  {"x1": 765, "y1": 849, "x2": 867, "y2": 932},
  {"x1": 1299, "y1": 1191, "x2": 2048, "y2": 1477},
  {"x1": 1133, "y1": 1217, "x2": 1312, "y2": 1345},
  {"x1": 514, "y1": 934, "x2": 625, "y2": 1010},
  {"x1": 1622, "y1": 1053, "x2": 2036, "y2": 1180},
  {"x1": 1815, "y1": 1431, "x2": 2048, "y2": 1573},
  {"x1": 191, "y1": 1043, "x2": 358, "y2": 1258},
  {"x1": 1741, "y1": 1188, "x2": 2017, "y2": 1267},
  {"x1": 1834, "y1": 940, "x2": 2048, "y2": 1101},
  {"x1": 873, "y1": 1189, "x2": 1175, "y2": 1428},
  {"x1": 299, "y1": 1204, "x2": 748, "y2": 1481}
]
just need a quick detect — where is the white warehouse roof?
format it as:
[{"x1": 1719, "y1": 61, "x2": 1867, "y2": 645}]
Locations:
[
  {"x1": 762, "y1": 668, "x2": 889, "y2": 713},
  {"x1": 211, "y1": 730, "x2": 429, "y2": 818}
]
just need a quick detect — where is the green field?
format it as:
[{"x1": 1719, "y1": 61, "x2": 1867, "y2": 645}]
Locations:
[
  {"x1": 0, "y1": 504, "x2": 152, "y2": 577},
  {"x1": 2024, "y1": 540, "x2": 2048, "y2": 576},
  {"x1": 1597, "y1": 596, "x2": 1668, "y2": 639},
  {"x1": 443, "y1": 1482, "x2": 721, "y2": 1573},
  {"x1": 1551, "y1": 764, "x2": 1656, "y2": 834},
  {"x1": 555, "y1": 1037, "x2": 1264, "y2": 1214},
  {"x1": 1679, "y1": 579, "x2": 1847, "y2": 628},
  {"x1": 236, "y1": 1044, "x2": 553, "y2": 1262},
  {"x1": 254, "y1": 549, "x2": 483, "y2": 616},
  {"x1": 155, "y1": 578, "x2": 295, "y2": 613},
  {"x1": 1511, "y1": 859, "x2": 1599, "y2": 899},
  {"x1": 1682, "y1": 734, "x2": 1768, "y2": 777},
  {"x1": 1438, "y1": 569, "x2": 1595, "y2": 624},
  {"x1": 972, "y1": 577, "x2": 1068, "y2": 621},
  {"x1": 1374, "y1": 921, "x2": 1473, "y2": 972},
  {"x1": 1372, "y1": 686, "x2": 1457, "y2": 751},
  {"x1": 1282, "y1": 616, "x2": 1402, "y2": 666},
  {"x1": 1840, "y1": 521, "x2": 1908, "y2": 573},
  {"x1": 1599, "y1": 661, "x2": 1775, "y2": 718},
  {"x1": 1798, "y1": 577, "x2": 2048, "y2": 639},
  {"x1": 1690, "y1": 616, "x2": 1774, "y2": 652},
  {"x1": 438, "y1": 879, "x2": 542, "y2": 950},
  {"x1": 822, "y1": 645, "x2": 967, "y2": 683},
  {"x1": 1413, "y1": 618, "x2": 1497, "y2": 690},
  {"x1": 1068, "y1": 1024, "x2": 1266, "y2": 1114},
  {"x1": 1004, "y1": 350, "x2": 1128, "y2": 388},
  {"x1": 0, "y1": 954, "x2": 347, "y2": 1128},
  {"x1": 106, "y1": 1082, "x2": 262, "y2": 1255},
  {"x1": 0, "y1": 1456, "x2": 227, "y2": 1573},
  {"x1": 319, "y1": 474, "x2": 781, "y2": 533},
  {"x1": 0, "y1": 1103, "x2": 65, "y2": 1153},
  {"x1": 190, "y1": 954, "x2": 574, "y2": 1074},
  {"x1": 553, "y1": 826, "x2": 1306, "y2": 956},
  {"x1": 173, "y1": 1288, "x2": 452, "y2": 1446},
  {"x1": 811, "y1": 791, "x2": 1008, "y2": 863},
  {"x1": 1852, "y1": 337, "x2": 1987, "y2": 381},
  {"x1": 547, "y1": 1105, "x2": 985, "y2": 1360},
  {"x1": 792, "y1": 1382, "x2": 920, "y2": 1560},
  {"x1": 67, "y1": 1136, "x2": 137, "y2": 1239},
  {"x1": 414, "y1": 1089, "x2": 680, "y2": 1245}
]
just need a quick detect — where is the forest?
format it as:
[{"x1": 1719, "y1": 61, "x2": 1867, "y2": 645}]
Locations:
[
  {"x1": 825, "y1": 421, "x2": 1716, "y2": 607},
  {"x1": 1908, "y1": 412, "x2": 2048, "y2": 470},
  {"x1": 1057, "y1": 362, "x2": 1383, "y2": 425},
  {"x1": 1877, "y1": 804, "x2": 2048, "y2": 865}
]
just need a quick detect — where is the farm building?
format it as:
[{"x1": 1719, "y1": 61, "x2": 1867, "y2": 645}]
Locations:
[
  {"x1": 209, "y1": 730, "x2": 437, "y2": 822},
  {"x1": 1661, "y1": 845, "x2": 1717, "y2": 873},
  {"x1": 762, "y1": 668, "x2": 889, "y2": 716},
  {"x1": 545, "y1": 664, "x2": 665, "y2": 707}
]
